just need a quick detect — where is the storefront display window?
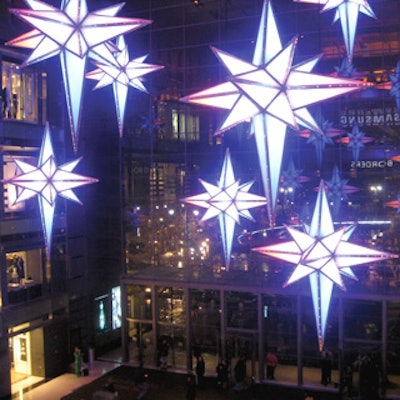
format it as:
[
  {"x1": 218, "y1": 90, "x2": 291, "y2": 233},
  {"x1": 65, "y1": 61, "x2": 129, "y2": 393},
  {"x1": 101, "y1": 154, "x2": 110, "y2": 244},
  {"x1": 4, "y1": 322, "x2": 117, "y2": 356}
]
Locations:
[
  {"x1": 1, "y1": 61, "x2": 43, "y2": 123},
  {"x1": 6, "y1": 250, "x2": 43, "y2": 304}
]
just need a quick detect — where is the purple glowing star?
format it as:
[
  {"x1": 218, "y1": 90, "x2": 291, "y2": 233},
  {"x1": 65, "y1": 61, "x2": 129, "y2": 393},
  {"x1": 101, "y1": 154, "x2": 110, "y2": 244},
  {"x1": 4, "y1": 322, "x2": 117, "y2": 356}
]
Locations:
[
  {"x1": 253, "y1": 181, "x2": 397, "y2": 351},
  {"x1": 1, "y1": 122, "x2": 98, "y2": 256},
  {"x1": 86, "y1": 35, "x2": 164, "y2": 137},
  {"x1": 294, "y1": 0, "x2": 376, "y2": 62},
  {"x1": 7, "y1": 0, "x2": 151, "y2": 152},
  {"x1": 181, "y1": 149, "x2": 267, "y2": 270},
  {"x1": 181, "y1": 0, "x2": 369, "y2": 227}
]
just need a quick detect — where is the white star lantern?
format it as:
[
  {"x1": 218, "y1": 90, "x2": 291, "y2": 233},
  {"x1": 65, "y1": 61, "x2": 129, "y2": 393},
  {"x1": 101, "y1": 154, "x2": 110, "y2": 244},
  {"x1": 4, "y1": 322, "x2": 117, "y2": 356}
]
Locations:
[
  {"x1": 294, "y1": 0, "x2": 376, "y2": 62},
  {"x1": 2, "y1": 122, "x2": 98, "y2": 255},
  {"x1": 86, "y1": 35, "x2": 164, "y2": 137},
  {"x1": 7, "y1": 0, "x2": 152, "y2": 152},
  {"x1": 181, "y1": 149, "x2": 266, "y2": 270},
  {"x1": 253, "y1": 181, "x2": 397, "y2": 351},
  {"x1": 181, "y1": 0, "x2": 370, "y2": 227}
]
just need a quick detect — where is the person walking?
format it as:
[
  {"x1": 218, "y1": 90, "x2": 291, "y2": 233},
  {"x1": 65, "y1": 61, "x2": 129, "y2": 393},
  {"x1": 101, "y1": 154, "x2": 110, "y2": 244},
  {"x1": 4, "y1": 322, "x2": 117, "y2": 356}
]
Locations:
[
  {"x1": 265, "y1": 350, "x2": 278, "y2": 380},
  {"x1": 195, "y1": 355, "x2": 205, "y2": 388},
  {"x1": 186, "y1": 373, "x2": 197, "y2": 400},
  {"x1": 73, "y1": 347, "x2": 82, "y2": 377},
  {"x1": 233, "y1": 356, "x2": 246, "y2": 391},
  {"x1": 216, "y1": 359, "x2": 228, "y2": 391}
]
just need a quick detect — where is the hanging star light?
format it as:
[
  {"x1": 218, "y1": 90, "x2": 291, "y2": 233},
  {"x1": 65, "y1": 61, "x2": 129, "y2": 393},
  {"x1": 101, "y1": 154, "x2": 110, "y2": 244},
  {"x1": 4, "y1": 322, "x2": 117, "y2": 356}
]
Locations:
[
  {"x1": 253, "y1": 181, "x2": 397, "y2": 350},
  {"x1": 336, "y1": 122, "x2": 373, "y2": 162},
  {"x1": 181, "y1": 148, "x2": 267, "y2": 270},
  {"x1": 7, "y1": 0, "x2": 152, "y2": 152},
  {"x1": 180, "y1": 0, "x2": 369, "y2": 227},
  {"x1": 294, "y1": 0, "x2": 376, "y2": 62},
  {"x1": 1, "y1": 122, "x2": 98, "y2": 255},
  {"x1": 86, "y1": 35, "x2": 164, "y2": 137}
]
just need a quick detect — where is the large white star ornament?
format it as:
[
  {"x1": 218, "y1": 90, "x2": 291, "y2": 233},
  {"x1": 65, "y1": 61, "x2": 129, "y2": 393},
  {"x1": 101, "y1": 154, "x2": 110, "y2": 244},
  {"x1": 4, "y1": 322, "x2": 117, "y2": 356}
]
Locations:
[
  {"x1": 253, "y1": 181, "x2": 397, "y2": 351},
  {"x1": 7, "y1": 0, "x2": 152, "y2": 152},
  {"x1": 181, "y1": 0, "x2": 370, "y2": 227},
  {"x1": 2, "y1": 122, "x2": 98, "y2": 256},
  {"x1": 181, "y1": 149, "x2": 266, "y2": 270},
  {"x1": 294, "y1": 0, "x2": 376, "y2": 62},
  {"x1": 86, "y1": 35, "x2": 164, "y2": 137}
]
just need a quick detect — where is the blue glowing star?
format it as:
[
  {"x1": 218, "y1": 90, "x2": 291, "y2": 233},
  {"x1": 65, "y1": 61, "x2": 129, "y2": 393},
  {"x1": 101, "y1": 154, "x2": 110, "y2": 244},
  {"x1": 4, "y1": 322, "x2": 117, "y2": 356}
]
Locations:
[
  {"x1": 280, "y1": 160, "x2": 310, "y2": 200},
  {"x1": 1, "y1": 122, "x2": 98, "y2": 255},
  {"x1": 86, "y1": 35, "x2": 164, "y2": 137},
  {"x1": 325, "y1": 165, "x2": 360, "y2": 218},
  {"x1": 7, "y1": 0, "x2": 151, "y2": 152},
  {"x1": 253, "y1": 181, "x2": 397, "y2": 351},
  {"x1": 181, "y1": 149, "x2": 267, "y2": 270},
  {"x1": 294, "y1": 0, "x2": 376, "y2": 62},
  {"x1": 389, "y1": 61, "x2": 400, "y2": 114},
  {"x1": 181, "y1": 0, "x2": 369, "y2": 227},
  {"x1": 343, "y1": 122, "x2": 373, "y2": 162}
]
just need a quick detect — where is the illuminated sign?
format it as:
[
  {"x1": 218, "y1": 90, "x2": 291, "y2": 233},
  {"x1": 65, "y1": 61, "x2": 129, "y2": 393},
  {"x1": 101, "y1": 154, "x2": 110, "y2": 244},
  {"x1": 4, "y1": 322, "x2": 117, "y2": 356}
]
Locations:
[
  {"x1": 340, "y1": 107, "x2": 400, "y2": 128},
  {"x1": 351, "y1": 160, "x2": 394, "y2": 169}
]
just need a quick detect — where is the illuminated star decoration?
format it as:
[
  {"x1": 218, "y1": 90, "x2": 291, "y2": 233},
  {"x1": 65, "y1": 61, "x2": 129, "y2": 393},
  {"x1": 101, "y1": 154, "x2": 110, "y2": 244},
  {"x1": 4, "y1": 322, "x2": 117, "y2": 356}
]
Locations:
[
  {"x1": 181, "y1": 149, "x2": 267, "y2": 270},
  {"x1": 332, "y1": 57, "x2": 362, "y2": 79},
  {"x1": 180, "y1": 0, "x2": 369, "y2": 227},
  {"x1": 389, "y1": 61, "x2": 400, "y2": 114},
  {"x1": 280, "y1": 159, "x2": 310, "y2": 200},
  {"x1": 7, "y1": 0, "x2": 151, "y2": 152},
  {"x1": 294, "y1": 0, "x2": 376, "y2": 62},
  {"x1": 324, "y1": 165, "x2": 360, "y2": 218},
  {"x1": 336, "y1": 122, "x2": 373, "y2": 162},
  {"x1": 86, "y1": 35, "x2": 164, "y2": 137},
  {"x1": 1, "y1": 122, "x2": 98, "y2": 255},
  {"x1": 253, "y1": 181, "x2": 397, "y2": 351}
]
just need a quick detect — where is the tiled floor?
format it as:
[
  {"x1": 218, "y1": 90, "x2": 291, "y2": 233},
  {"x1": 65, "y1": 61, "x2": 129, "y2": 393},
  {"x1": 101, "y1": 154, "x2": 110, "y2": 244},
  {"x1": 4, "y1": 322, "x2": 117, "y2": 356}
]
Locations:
[{"x1": 13, "y1": 361, "x2": 120, "y2": 400}]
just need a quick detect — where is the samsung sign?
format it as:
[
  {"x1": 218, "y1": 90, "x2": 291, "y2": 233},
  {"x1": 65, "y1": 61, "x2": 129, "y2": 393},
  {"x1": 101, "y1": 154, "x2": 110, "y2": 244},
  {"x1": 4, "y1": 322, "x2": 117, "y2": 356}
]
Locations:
[{"x1": 340, "y1": 107, "x2": 400, "y2": 127}]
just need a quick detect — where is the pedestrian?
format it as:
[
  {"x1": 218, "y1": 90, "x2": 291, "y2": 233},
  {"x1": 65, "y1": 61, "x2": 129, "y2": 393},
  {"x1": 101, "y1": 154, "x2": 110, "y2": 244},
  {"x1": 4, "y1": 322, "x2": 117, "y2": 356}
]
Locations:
[
  {"x1": 195, "y1": 355, "x2": 205, "y2": 388},
  {"x1": 320, "y1": 347, "x2": 332, "y2": 385},
  {"x1": 216, "y1": 359, "x2": 228, "y2": 391},
  {"x1": 186, "y1": 373, "x2": 196, "y2": 400},
  {"x1": 265, "y1": 350, "x2": 278, "y2": 380},
  {"x1": 304, "y1": 391, "x2": 314, "y2": 400},
  {"x1": 233, "y1": 356, "x2": 246, "y2": 391},
  {"x1": 135, "y1": 363, "x2": 149, "y2": 400},
  {"x1": 73, "y1": 347, "x2": 82, "y2": 377}
]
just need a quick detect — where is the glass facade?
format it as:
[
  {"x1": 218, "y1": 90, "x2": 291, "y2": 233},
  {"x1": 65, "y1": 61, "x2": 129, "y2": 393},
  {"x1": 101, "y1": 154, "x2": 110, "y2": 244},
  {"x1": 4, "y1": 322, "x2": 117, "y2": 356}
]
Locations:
[{"x1": 113, "y1": 0, "x2": 400, "y2": 398}]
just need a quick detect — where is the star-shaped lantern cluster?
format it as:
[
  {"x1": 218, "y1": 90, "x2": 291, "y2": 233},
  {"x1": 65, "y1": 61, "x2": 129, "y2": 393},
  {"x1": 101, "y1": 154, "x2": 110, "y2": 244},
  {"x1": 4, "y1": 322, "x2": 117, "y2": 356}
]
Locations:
[
  {"x1": 7, "y1": 0, "x2": 152, "y2": 152},
  {"x1": 2, "y1": 122, "x2": 98, "y2": 256},
  {"x1": 253, "y1": 181, "x2": 397, "y2": 350},
  {"x1": 86, "y1": 35, "x2": 164, "y2": 137},
  {"x1": 181, "y1": 0, "x2": 369, "y2": 227},
  {"x1": 294, "y1": 0, "x2": 376, "y2": 63},
  {"x1": 181, "y1": 149, "x2": 266, "y2": 270}
]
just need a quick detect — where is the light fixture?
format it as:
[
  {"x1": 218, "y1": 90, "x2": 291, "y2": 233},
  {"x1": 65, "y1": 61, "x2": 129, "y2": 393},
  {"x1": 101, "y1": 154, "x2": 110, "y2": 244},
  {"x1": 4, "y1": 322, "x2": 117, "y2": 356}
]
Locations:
[
  {"x1": 253, "y1": 181, "x2": 397, "y2": 350},
  {"x1": 1, "y1": 122, "x2": 98, "y2": 255}
]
